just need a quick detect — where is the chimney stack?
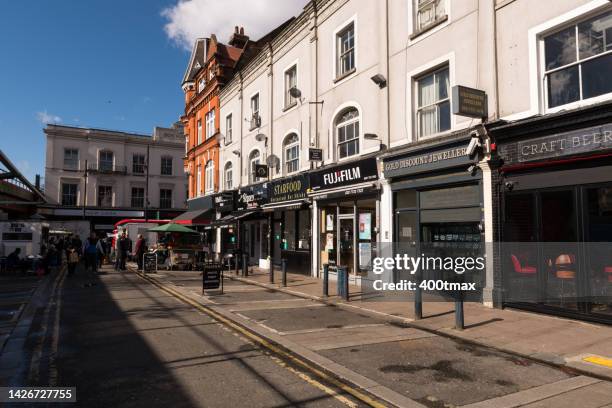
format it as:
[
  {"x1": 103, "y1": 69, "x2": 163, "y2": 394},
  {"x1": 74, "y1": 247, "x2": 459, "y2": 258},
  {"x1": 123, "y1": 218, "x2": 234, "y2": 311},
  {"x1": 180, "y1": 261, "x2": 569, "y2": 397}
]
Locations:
[{"x1": 229, "y1": 26, "x2": 249, "y2": 48}]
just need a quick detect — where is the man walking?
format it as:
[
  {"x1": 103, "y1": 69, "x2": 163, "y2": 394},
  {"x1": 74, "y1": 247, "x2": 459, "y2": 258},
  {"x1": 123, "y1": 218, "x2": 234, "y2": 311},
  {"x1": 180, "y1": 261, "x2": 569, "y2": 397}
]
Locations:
[
  {"x1": 83, "y1": 232, "x2": 99, "y2": 274},
  {"x1": 134, "y1": 234, "x2": 147, "y2": 271},
  {"x1": 118, "y1": 232, "x2": 130, "y2": 271}
]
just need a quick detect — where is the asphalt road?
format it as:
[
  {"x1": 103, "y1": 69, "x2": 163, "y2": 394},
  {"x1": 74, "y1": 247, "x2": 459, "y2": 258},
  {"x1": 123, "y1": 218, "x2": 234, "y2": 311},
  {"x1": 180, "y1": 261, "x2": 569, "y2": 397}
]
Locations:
[{"x1": 12, "y1": 265, "x2": 364, "y2": 408}]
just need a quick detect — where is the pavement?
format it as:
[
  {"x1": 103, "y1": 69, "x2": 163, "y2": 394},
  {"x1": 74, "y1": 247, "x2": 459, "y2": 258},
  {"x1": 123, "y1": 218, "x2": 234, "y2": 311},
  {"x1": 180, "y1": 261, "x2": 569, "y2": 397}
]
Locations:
[{"x1": 140, "y1": 265, "x2": 612, "y2": 408}]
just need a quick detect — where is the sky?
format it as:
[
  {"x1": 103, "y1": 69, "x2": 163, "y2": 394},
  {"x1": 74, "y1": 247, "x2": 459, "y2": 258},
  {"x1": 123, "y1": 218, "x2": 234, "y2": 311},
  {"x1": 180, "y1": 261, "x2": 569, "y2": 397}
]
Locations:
[{"x1": 0, "y1": 0, "x2": 306, "y2": 183}]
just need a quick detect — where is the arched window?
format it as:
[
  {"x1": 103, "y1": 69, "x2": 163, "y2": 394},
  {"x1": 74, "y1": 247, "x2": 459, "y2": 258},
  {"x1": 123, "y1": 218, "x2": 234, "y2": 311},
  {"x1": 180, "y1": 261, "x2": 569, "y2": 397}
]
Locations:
[
  {"x1": 224, "y1": 162, "x2": 233, "y2": 190},
  {"x1": 249, "y1": 150, "x2": 261, "y2": 184},
  {"x1": 283, "y1": 133, "x2": 299, "y2": 174},
  {"x1": 205, "y1": 160, "x2": 214, "y2": 194},
  {"x1": 335, "y1": 108, "x2": 359, "y2": 159}
]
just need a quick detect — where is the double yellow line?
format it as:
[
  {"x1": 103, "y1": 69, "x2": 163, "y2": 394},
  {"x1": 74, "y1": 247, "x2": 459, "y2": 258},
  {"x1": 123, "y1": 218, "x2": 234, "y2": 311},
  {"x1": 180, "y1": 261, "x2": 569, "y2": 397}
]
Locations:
[{"x1": 136, "y1": 271, "x2": 388, "y2": 408}]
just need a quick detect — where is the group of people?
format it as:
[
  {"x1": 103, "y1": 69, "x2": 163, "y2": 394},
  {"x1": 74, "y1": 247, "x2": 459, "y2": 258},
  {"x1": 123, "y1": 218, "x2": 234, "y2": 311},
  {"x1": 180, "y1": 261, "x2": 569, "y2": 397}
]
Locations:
[{"x1": 113, "y1": 231, "x2": 148, "y2": 272}]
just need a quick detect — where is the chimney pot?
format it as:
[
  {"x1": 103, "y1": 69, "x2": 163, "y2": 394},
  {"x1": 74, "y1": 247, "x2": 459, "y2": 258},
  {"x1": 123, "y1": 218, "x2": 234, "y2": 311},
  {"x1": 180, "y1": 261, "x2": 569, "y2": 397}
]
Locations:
[{"x1": 240, "y1": 27, "x2": 244, "y2": 35}]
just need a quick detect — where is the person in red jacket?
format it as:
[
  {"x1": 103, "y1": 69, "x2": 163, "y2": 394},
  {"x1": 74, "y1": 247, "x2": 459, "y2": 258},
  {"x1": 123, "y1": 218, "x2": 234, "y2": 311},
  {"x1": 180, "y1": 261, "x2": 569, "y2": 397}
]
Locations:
[{"x1": 134, "y1": 234, "x2": 147, "y2": 271}]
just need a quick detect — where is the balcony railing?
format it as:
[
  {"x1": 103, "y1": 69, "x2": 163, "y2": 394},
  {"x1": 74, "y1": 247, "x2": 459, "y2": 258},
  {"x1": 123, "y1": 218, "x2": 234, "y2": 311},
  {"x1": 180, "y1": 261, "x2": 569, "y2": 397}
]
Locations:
[{"x1": 87, "y1": 163, "x2": 127, "y2": 175}]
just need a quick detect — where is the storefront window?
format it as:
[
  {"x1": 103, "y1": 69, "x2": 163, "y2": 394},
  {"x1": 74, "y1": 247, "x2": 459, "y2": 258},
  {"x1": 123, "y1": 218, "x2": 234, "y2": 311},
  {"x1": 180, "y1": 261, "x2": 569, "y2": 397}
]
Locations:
[
  {"x1": 298, "y1": 209, "x2": 310, "y2": 250},
  {"x1": 285, "y1": 211, "x2": 296, "y2": 251}
]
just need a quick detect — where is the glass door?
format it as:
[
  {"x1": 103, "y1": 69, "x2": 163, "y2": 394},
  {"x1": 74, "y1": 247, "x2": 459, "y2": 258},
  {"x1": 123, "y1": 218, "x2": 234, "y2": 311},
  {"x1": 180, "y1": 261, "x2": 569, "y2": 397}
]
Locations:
[{"x1": 339, "y1": 217, "x2": 354, "y2": 275}]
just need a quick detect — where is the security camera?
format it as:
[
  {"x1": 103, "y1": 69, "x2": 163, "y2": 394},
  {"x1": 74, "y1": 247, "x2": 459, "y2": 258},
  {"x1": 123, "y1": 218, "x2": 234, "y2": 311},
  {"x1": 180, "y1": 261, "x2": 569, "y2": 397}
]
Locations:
[
  {"x1": 504, "y1": 181, "x2": 515, "y2": 191},
  {"x1": 467, "y1": 164, "x2": 478, "y2": 176},
  {"x1": 467, "y1": 132, "x2": 482, "y2": 158}
]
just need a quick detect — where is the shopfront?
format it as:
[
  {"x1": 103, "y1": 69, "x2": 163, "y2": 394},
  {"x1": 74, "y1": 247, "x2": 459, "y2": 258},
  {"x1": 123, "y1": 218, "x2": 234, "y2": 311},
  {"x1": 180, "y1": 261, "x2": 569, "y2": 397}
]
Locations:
[
  {"x1": 212, "y1": 191, "x2": 238, "y2": 257},
  {"x1": 491, "y1": 104, "x2": 612, "y2": 324},
  {"x1": 262, "y1": 174, "x2": 311, "y2": 274},
  {"x1": 236, "y1": 182, "x2": 269, "y2": 267},
  {"x1": 382, "y1": 134, "x2": 484, "y2": 294},
  {"x1": 309, "y1": 157, "x2": 379, "y2": 281}
]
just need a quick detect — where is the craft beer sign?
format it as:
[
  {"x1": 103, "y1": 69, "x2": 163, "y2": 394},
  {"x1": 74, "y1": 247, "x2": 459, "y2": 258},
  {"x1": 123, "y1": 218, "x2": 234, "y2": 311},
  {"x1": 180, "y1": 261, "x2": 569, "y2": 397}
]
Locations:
[{"x1": 452, "y1": 85, "x2": 488, "y2": 119}]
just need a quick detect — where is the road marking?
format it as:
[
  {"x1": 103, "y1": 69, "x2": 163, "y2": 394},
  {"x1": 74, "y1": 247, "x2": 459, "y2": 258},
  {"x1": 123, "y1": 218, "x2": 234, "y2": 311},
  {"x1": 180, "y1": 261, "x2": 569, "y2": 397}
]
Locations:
[
  {"x1": 583, "y1": 355, "x2": 612, "y2": 369},
  {"x1": 136, "y1": 271, "x2": 388, "y2": 408}
]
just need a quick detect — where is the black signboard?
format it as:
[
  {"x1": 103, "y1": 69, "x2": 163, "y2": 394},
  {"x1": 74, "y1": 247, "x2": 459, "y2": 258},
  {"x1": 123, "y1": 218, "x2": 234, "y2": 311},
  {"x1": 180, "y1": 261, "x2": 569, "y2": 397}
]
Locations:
[
  {"x1": 513, "y1": 123, "x2": 612, "y2": 163},
  {"x1": 268, "y1": 174, "x2": 309, "y2": 203},
  {"x1": 309, "y1": 157, "x2": 378, "y2": 192},
  {"x1": 202, "y1": 262, "x2": 223, "y2": 291},
  {"x1": 214, "y1": 191, "x2": 236, "y2": 211},
  {"x1": 383, "y1": 143, "x2": 472, "y2": 178},
  {"x1": 254, "y1": 164, "x2": 269, "y2": 179},
  {"x1": 452, "y1": 85, "x2": 488, "y2": 119},
  {"x1": 236, "y1": 183, "x2": 268, "y2": 211},
  {"x1": 143, "y1": 253, "x2": 157, "y2": 273},
  {"x1": 309, "y1": 148, "x2": 323, "y2": 161}
]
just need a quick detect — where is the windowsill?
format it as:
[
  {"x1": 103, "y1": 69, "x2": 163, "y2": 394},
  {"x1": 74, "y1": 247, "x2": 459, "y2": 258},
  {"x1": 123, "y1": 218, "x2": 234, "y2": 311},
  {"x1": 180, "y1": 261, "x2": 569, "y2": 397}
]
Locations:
[
  {"x1": 249, "y1": 125, "x2": 259, "y2": 131},
  {"x1": 417, "y1": 129, "x2": 452, "y2": 141},
  {"x1": 409, "y1": 15, "x2": 449, "y2": 40},
  {"x1": 282, "y1": 102, "x2": 298, "y2": 112},
  {"x1": 333, "y1": 68, "x2": 356, "y2": 84}
]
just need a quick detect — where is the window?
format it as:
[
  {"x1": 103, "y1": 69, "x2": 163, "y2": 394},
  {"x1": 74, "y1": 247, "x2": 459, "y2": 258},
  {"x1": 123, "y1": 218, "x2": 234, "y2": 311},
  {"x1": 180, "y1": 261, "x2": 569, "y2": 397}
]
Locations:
[
  {"x1": 206, "y1": 109, "x2": 216, "y2": 139},
  {"x1": 285, "y1": 65, "x2": 298, "y2": 108},
  {"x1": 336, "y1": 108, "x2": 360, "y2": 159},
  {"x1": 131, "y1": 187, "x2": 144, "y2": 208},
  {"x1": 205, "y1": 161, "x2": 214, "y2": 193},
  {"x1": 99, "y1": 151, "x2": 114, "y2": 172},
  {"x1": 283, "y1": 133, "x2": 299, "y2": 174},
  {"x1": 198, "y1": 77, "x2": 206, "y2": 93},
  {"x1": 197, "y1": 119, "x2": 202, "y2": 144},
  {"x1": 224, "y1": 162, "x2": 233, "y2": 190},
  {"x1": 196, "y1": 165, "x2": 202, "y2": 196},
  {"x1": 209, "y1": 65, "x2": 215, "y2": 80},
  {"x1": 249, "y1": 150, "x2": 261, "y2": 184},
  {"x1": 63, "y1": 149, "x2": 78, "y2": 170},
  {"x1": 544, "y1": 10, "x2": 612, "y2": 109},
  {"x1": 250, "y1": 94, "x2": 260, "y2": 129},
  {"x1": 132, "y1": 154, "x2": 145, "y2": 174},
  {"x1": 98, "y1": 185, "x2": 112, "y2": 207},
  {"x1": 415, "y1": 0, "x2": 446, "y2": 32},
  {"x1": 336, "y1": 23, "x2": 355, "y2": 78},
  {"x1": 416, "y1": 66, "x2": 450, "y2": 137},
  {"x1": 61, "y1": 183, "x2": 77, "y2": 206},
  {"x1": 225, "y1": 114, "x2": 233, "y2": 144},
  {"x1": 160, "y1": 189, "x2": 172, "y2": 209},
  {"x1": 161, "y1": 156, "x2": 173, "y2": 176}
]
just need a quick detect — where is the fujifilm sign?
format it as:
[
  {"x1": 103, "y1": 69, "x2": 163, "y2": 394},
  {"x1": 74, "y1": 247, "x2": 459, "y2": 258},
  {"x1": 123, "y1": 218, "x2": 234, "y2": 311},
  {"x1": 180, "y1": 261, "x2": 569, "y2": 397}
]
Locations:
[
  {"x1": 323, "y1": 167, "x2": 361, "y2": 186},
  {"x1": 309, "y1": 158, "x2": 378, "y2": 192}
]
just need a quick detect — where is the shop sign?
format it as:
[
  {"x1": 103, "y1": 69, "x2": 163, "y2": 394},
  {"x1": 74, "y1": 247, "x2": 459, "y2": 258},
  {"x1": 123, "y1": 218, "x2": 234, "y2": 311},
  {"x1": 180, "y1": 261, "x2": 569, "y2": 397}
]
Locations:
[
  {"x1": 309, "y1": 148, "x2": 323, "y2": 161},
  {"x1": 214, "y1": 191, "x2": 235, "y2": 211},
  {"x1": 237, "y1": 183, "x2": 268, "y2": 211},
  {"x1": 309, "y1": 158, "x2": 378, "y2": 192},
  {"x1": 268, "y1": 174, "x2": 309, "y2": 203},
  {"x1": 516, "y1": 124, "x2": 612, "y2": 163},
  {"x1": 452, "y1": 85, "x2": 488, "y2": 119},
  {"x1": 383, "y1": 144, "x2": 471, "y2": 177}
]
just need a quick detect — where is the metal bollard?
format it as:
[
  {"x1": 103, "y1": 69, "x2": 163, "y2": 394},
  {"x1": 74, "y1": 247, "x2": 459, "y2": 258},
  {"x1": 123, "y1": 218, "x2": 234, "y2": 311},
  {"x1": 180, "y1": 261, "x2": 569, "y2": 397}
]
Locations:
[
  {"x1": 414, "y1": 286, "x2": 423, "y2": 320},
  {"x1": 281, "y1": 259, "x2": 287, "y2": 287},
  {"x1": 269, "y1": 258, "x2": 274, "y2": 284},
  {"x1": 344, "y1": 267, "x2": 349, "y2": 301},
  {"x1": 322, "y1": 264, "x2": 329, "y2": 297},
  {"x1": 455, "y1": 298, "x2": 464, "y2": 330},
  {"x1": 242, "y1": 253, "x2": 248, "y2": 277},
  {"x1": 337, "y1": 266, "x2": 349, "y2": 301},
  {"x1": 234, "y1": 252, "x2": 240, "y2": 275}
]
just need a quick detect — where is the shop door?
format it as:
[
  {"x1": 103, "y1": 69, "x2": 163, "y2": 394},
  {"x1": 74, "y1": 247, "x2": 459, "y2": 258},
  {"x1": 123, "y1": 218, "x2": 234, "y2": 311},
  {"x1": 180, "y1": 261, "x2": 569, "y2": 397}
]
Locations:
[
  {"x1": 395, "y1": 210, "x2": 418, "y2": 283},
  {"x1": 273, "y1": 221, "x2": 282, "y2": 264},
  {"x1": 338, "y1": 216, "x2": 354, "y2": 275}
]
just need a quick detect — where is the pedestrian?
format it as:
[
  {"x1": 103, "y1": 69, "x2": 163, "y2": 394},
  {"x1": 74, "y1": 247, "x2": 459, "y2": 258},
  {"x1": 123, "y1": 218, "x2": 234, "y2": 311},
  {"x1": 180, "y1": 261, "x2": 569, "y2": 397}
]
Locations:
[
  {"x1": 134, "y1": 234, "x2": 147, "y2": 271},
  {"x1": 97, "y1": 237, "x2": 106, "y2": 269},
  {"x1": 83, "y1": 232, "x2": 99, "y2": 274},
  {"x1": 72, "y1": 234, "x2": 83, "y2": 257},
  {"x1": 67, "y1": 246, "x2": 79, "y2": 276},
  {"x1": 118, "y1": 232, "x2": 130, "y2": 271}
]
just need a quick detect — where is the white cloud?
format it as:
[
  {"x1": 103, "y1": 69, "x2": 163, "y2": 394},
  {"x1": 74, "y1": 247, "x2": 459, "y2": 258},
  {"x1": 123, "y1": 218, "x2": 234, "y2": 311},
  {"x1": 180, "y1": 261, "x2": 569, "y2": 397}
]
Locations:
[
  {"x1": 162, "y1": 0, "x2": 307, "y2": 51},
  {"x1": 36, "y1": 110, "x2": 62, "y2": 124}
]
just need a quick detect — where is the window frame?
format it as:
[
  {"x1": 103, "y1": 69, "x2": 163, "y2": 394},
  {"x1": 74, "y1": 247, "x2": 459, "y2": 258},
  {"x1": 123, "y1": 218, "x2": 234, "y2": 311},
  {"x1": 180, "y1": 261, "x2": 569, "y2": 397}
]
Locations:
[
  {"x1": 63, "y1": 148, "x2": 79, "y2": 170},
  {"x1": 196, "y1": 164, "x2": 202, "y2": 197},
  {"x1": 160, "y1": 156, "x2": 173, "y2": 176},
  {"x1": 250, "y1": 93, "x2": 260, "y2": 129},
  {"x1": 99, "y1": 150, "x2": 114, "y2": 172},
  {"x1": 205, "y1": 109, "x2": 216, "y2": 139},
  {"x1": 335, "y1": 108, "x2": 360, "y2": 161},
  {"x1": 97, "y1": 185, "x2": 113, "y2": 207},
  {"x1": 61, "y1": 182, "x2": 78, "y2": 206},
  {"x1": 132, "y1": 153, "x2": 146, "y2": 175},
  {"x1": 541, "y1": 8, "x2": 612, "y2": 111},
  {"x1": 197, "y1": 119, "x2": 203, "y2": 145},
  {"x1": 283, "y1": 133, "x2": 300, "y2": 175},
  {"x1": 131, "y1": 186, "x2": 145, "y2": 208},
  {"x1": 415, "y1": 65, "x2": 451, "y2": 139},
  {"x1": 225, "y1": 113, "x2": 233, "y2": 144},
  {"x1": 205, "y1": 160, "x2": 215, "y2": 194},
  {"x1": 159, "y1": 188, "x2": 173, "y2": 209},
  {"x1": 248, "y1": 149, "x2": 261, "y2": 184},
  {"x1": 284, "y1": 64, "x2": 298, "y2": 109},
  {"x1": 333, "y1": 18, "x2": 357, "y2": 83},
  {"x1": 224, "y1": 162, "x2": 233, "y2": 190}
]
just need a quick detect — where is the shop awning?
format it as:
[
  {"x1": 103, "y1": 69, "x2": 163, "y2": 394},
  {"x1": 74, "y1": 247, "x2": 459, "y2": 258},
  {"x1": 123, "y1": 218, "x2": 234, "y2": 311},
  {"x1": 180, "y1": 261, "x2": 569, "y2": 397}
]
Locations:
[
  {"x1": 212, "y1": 213, "x2": 236, "y2": 227},
  {"x1": 171, "y1": 208, "x2": 214, "y2": 225},
  {"x1": 261, "y1": 199, "x2": 309, "y2": 212}
]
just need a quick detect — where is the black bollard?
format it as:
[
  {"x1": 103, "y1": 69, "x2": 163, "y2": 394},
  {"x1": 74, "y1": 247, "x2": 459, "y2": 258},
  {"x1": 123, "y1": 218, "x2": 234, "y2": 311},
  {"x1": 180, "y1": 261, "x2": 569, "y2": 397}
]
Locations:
[
  {"x1": 242, "y1": 253, "x2": 248, "y2": 277},
  {"x1": 414, "y1": 286, "x2": 423, "y2": 320},
  {"x1": 322, "y1": 264, "x2": 329, "y2": 297},
  {"x1": 281, "y1": 259, "x2": 287, "y2": 287},
  {"x1": 344, "y1": 267, "x2": 349, "y2": 301},
  {"x1": 269, "y1": 259, "x2": 274, "y2": 284},
  {"x1": 455, "y1": 298, "x2": 464, "y2": 330},
  {"x1": 234, "y1": 252, "x2": 240, "y2": 275}
]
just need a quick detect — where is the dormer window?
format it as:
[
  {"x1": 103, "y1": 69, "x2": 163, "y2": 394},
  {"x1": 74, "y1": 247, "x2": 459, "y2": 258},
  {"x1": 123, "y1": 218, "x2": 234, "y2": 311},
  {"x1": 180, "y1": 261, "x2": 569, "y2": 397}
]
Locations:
[
  {"x1": 198, "y1": 78, "x2": 206, "y2": 93},
  {"x1": 209, "y1": 66, "x2": 215, "y2": 80}
]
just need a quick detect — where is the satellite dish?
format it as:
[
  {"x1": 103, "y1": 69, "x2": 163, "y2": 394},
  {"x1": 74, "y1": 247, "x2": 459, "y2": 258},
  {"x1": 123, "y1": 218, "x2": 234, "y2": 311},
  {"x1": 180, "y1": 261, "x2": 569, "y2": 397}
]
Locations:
[
  {"x1": 255, "y1": 133, "x2": 267, "y2": 142},
  {"x1": 289, "y1": 87, "x2": 302, "y2": 99},
  {"x1": 266, "y1": 154, "x2": 280, "y2": 168}
]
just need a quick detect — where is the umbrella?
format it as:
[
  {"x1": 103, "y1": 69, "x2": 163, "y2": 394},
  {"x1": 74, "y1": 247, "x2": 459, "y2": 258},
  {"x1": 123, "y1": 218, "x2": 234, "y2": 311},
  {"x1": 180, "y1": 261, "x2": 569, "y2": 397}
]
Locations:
[{"x1": 147, "y1": 223, "x2": 199, "y2": 234}]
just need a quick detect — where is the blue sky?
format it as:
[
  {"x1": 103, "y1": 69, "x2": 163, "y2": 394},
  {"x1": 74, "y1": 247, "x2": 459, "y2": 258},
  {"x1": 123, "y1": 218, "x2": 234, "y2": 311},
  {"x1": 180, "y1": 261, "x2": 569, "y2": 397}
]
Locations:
[
  {"x1": 0, "y1": 0, "x2": 305, "y2": 184},
  {"x1": 0, "y1": 0, "x2": 187, "y2": 182}
]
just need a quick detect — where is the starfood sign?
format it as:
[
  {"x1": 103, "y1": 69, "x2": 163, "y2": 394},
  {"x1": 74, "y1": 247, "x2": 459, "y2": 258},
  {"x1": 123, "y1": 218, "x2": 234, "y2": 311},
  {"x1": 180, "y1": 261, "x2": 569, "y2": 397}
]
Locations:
[
  {"x1": 309, "y1": 158, "x2": 378, "y2": 192},
  {"x1": 517, "y1": 124, "x2": 612, "y2": 163},
  {"x1": 269, "y1": 174, "x2": 309, "y2": 203},
  {"x1": 384, "y1": 145, "x2": 470, "y2": 177}
]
